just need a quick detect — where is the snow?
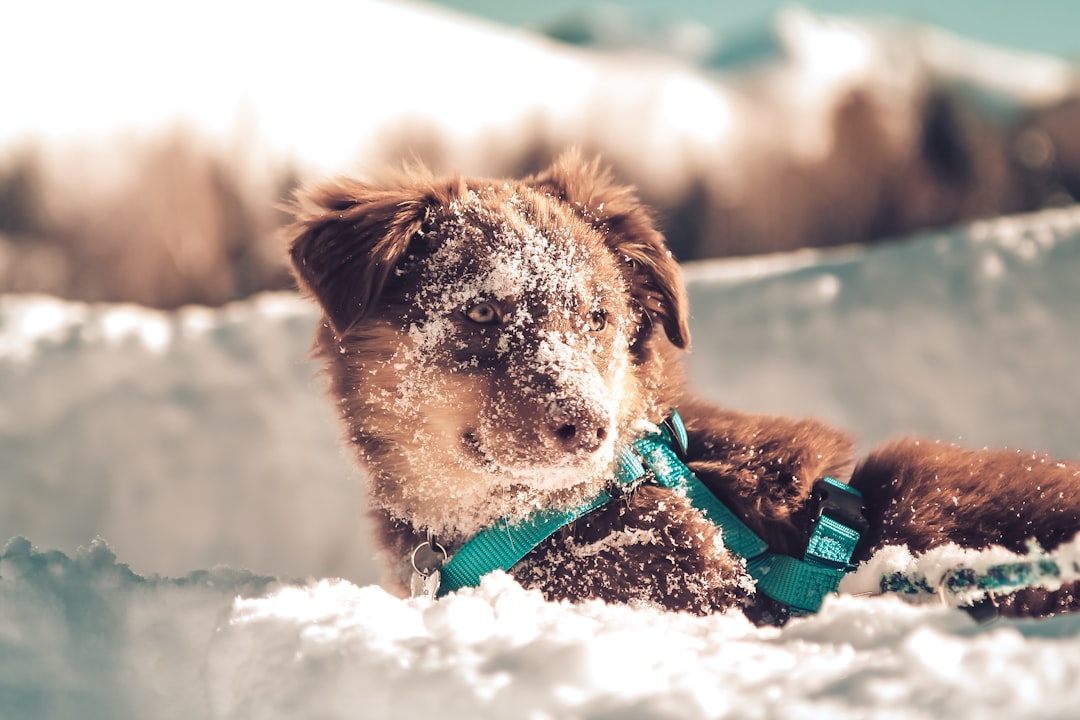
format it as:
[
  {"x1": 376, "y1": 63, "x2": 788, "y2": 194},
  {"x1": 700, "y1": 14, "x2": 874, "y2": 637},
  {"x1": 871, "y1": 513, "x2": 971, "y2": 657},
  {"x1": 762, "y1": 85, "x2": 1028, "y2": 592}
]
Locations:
[
  {"x1": 4, "y1": 207, "x2": 1080, "y2": 718},
  {"x1": 8, "y1": 543, "x2": 1080, "y2": 720},
  {"x1": 1, "y1": 0, "x2": 607, "y2": 174},
  {"x1": 0, "y1": 292, "x2": 381, "y2": 585},
  {"x1": 4, "y1": 2, "x2": 1080, "y2": 714},
  {"x1": 684, "y1": 205, "x2": 1080, "y2": 459}
]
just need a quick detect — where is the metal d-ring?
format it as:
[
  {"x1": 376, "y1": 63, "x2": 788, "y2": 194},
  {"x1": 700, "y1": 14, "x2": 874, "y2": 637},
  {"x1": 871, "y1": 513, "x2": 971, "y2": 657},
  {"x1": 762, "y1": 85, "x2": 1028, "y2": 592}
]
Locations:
[{"x1": 411, "y1": 539, "x2": 447, "y2": 577}]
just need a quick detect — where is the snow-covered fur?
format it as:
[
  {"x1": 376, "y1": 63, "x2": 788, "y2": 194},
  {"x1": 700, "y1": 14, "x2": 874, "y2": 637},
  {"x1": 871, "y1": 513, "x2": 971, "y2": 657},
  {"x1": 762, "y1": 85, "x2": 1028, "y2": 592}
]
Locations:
[{"x1": 288, "y1": 153, "x2": 1080, "y2": 621}]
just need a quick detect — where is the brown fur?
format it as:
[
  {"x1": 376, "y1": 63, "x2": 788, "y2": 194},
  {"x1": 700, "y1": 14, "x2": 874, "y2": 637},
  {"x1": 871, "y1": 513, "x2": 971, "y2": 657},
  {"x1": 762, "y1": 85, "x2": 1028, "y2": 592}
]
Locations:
[{"x1": 288, "y1": 152, "x2": 1080, "y2": 621}]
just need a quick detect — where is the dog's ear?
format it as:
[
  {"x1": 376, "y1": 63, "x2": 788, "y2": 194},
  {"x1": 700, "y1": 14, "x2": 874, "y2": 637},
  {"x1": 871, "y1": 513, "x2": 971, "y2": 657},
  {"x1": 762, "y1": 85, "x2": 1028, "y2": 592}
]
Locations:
[
  {"x1": 531, "y1": 151, "x2": 691, "y2": 349},
  {"x1": 286, "y1": 178, "x2": 429, "y2": 335}
]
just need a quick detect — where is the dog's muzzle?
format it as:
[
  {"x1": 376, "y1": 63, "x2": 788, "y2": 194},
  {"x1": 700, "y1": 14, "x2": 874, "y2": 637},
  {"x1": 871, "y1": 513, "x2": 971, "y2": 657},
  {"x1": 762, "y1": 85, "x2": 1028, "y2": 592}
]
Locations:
[{"x1": 546, "y1": 397, "x2": 610, "y2": 454}]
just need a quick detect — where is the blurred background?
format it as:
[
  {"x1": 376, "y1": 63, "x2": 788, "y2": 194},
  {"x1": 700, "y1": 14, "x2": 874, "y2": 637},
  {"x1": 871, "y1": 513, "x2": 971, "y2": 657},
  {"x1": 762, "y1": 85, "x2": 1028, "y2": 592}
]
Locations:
[{"x1": 2, "y1": 0, "x2": 1078, "y2": 308}]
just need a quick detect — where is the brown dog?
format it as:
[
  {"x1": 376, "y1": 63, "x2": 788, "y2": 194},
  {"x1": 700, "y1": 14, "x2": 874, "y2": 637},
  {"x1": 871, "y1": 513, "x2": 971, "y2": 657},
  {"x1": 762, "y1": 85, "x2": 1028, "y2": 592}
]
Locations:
[{"x1": 287, "y1": 152, "x2": 1080, "y2": 622}]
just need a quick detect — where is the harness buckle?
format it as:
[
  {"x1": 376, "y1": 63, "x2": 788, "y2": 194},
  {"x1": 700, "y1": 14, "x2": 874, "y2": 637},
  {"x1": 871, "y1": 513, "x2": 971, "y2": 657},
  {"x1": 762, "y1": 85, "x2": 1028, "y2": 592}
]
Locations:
[
  {"x1": 811, "y1": 477, "x2": 868, "y2": 535},
  {"x1": 804, "y1": 477, "x2": 868, "y2": 574}
]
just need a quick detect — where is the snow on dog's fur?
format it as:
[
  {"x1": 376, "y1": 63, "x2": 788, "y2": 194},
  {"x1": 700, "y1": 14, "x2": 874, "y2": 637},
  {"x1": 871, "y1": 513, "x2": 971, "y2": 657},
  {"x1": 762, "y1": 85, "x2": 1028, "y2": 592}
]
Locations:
[
  {"x1": 288, "y1": 152, "x2": 1080, "y2": 621},
  {"x1": 305, "y1": 172, "x2": 655, "y2": 538}
]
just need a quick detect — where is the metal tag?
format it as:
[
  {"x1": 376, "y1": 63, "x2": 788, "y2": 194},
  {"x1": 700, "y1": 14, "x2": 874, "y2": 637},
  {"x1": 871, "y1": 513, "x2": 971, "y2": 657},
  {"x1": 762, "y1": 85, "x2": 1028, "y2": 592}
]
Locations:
[{"x1": 410, "y1": 567, "x2": 441, "y2": 601}]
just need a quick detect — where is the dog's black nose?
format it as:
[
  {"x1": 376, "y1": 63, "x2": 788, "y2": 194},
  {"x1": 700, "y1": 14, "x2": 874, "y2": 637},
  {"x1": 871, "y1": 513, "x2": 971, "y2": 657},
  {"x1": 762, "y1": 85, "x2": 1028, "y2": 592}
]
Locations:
[{"x1": 547, "y1": 399, "x2": 610, "y2": 454}]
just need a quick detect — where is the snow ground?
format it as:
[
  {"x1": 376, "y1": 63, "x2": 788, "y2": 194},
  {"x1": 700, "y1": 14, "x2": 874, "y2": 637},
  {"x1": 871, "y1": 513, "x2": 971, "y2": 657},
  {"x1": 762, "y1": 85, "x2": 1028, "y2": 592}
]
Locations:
[
  {"x1": 8, "y1": 541, "x2": 1080, "y2": 720},
  {"x1": 3, "y1": 207, "x2": 1080, "y2": 719}
]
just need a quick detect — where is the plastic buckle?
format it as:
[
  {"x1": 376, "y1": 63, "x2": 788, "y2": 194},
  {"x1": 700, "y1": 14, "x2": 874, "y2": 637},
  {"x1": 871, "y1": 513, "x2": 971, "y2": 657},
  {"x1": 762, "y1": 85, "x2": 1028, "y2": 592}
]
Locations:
[{"x1": 812, "y1": 477, "x2": 869, "y2": 535}]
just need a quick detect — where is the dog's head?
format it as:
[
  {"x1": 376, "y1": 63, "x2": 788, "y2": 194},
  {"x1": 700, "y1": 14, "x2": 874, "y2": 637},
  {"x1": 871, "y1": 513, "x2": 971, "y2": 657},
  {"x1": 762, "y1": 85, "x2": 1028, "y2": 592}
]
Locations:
[{"x1": 288, "y1": 153, "x2": 689, "y2": 538}]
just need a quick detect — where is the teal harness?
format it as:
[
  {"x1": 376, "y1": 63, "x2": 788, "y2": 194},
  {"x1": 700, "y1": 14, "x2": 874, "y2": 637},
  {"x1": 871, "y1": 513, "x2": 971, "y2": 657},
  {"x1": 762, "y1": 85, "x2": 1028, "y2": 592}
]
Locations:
[{"x1": 428, "y1": 410, "x2": 866, "y2": 616}]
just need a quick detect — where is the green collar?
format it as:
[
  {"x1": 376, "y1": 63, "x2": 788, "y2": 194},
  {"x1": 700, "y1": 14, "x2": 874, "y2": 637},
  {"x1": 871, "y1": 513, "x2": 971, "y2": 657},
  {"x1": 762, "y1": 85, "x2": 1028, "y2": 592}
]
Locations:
[{"x1": 433, "y1": 409, "x2": 867, "y2": 616}]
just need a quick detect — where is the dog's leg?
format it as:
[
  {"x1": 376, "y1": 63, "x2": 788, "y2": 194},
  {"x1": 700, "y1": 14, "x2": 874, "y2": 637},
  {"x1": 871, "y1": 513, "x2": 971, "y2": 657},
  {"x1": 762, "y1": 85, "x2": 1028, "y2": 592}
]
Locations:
[
  {"x1": 852, "y1": 439, "x2": 1080, "y2": 555},
  {"x1": 852, "y1": 439, "x2": 1080, "y2": 617}
]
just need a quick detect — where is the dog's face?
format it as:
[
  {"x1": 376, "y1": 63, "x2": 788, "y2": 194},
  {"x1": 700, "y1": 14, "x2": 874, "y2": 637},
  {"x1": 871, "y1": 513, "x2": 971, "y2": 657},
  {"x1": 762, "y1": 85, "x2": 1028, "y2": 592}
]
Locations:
[
  {"x1": 403, "y1": 191, "x2": 635, "y2": 477},
  {"x1": 289, "y1": 154, "x2": 690, "y2": 538}
]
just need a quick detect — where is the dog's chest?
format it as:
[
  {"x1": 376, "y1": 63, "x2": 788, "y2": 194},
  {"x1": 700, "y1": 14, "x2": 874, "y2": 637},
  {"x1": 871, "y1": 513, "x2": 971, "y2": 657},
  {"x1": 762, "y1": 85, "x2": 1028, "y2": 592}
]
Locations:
[{"x1": 512, "y1": 484, "x2": 754, "y2": 614}]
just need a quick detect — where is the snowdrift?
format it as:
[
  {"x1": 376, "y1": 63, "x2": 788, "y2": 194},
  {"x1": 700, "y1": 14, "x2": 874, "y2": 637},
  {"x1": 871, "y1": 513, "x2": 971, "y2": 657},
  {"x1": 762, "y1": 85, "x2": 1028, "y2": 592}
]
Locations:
[
  {"x1": 3, "y1": 207, "x2": 1080, "y2": 718},
  {"x1": 684, "y1": 208, "x2": 1080, "y2": 458},
  {"x1": 8, "y1": 537, "x2": 1080, "y2": 720}
]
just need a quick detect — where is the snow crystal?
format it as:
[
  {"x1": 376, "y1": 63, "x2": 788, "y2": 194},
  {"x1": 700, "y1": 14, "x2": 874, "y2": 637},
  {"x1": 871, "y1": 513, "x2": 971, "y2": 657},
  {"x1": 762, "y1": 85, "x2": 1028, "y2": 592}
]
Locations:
[{"x1": 567, "y1": 526, "x2": 660, "y2": 558}]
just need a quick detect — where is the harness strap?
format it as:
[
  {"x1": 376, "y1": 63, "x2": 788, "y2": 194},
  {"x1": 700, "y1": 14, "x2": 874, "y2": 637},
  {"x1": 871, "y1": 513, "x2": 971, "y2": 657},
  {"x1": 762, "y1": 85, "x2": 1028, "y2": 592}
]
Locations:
[
  {"x1": 438, "y1": 446, "x2": 647, "y2": 595},
  {"x1": 635, "y1": 414, "x2": 865, "y2": 614},
  {"x1": 436, "y1": 410, "x2": 867, "y2": 615},
  {"x1": 882, "y1": 556, "x2": 1076, "y2": 601}
]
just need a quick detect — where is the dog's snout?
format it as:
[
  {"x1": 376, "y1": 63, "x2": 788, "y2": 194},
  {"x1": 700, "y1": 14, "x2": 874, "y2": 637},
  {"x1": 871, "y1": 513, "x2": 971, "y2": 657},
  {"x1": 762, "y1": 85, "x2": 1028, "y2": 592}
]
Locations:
[{"x1": 547, "y1": 399, "x2": 610, "y2": 453}]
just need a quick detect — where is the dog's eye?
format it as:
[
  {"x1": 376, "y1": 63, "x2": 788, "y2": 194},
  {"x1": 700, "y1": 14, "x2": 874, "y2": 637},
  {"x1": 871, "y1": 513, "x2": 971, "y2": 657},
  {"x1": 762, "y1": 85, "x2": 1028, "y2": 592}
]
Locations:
[
  {"x1": 465, "y1": 301, "x2": 500, "y2": 325},
  {"x1": 588, "y1": 310, "x2": 607, "y2": 332}
]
